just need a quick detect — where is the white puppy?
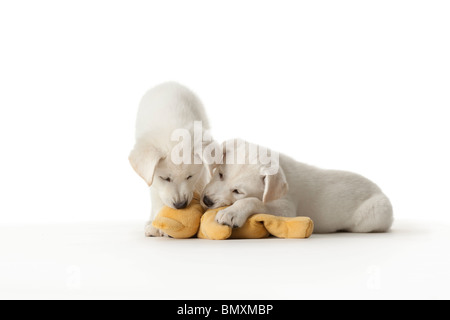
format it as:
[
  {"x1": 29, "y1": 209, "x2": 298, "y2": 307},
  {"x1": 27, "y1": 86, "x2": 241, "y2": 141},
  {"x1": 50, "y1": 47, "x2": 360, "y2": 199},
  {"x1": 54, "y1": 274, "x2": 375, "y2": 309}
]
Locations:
[
  {"x1": 129, "y1": 82, "x2": 211, "y2": 237},
  {"x1": 201, "y1": 139, "x2": 393, "y2": 233}
]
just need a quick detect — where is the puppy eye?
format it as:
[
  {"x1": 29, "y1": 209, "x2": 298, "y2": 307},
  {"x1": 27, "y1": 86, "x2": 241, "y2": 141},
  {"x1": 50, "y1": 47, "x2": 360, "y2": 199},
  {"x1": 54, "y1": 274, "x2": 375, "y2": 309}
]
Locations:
[
  {"x1": 219, "y1": 173, "x2": 223, "y2": 180},
  {"x1": 233, "y1": 189, "x2": 241, "y2": 195},
  {"x1": 186, "y1": 175, "x2": 193, "y2": 180},
  {"x1": 160, "y1": 176, "x2": 171, "y2": 182}
]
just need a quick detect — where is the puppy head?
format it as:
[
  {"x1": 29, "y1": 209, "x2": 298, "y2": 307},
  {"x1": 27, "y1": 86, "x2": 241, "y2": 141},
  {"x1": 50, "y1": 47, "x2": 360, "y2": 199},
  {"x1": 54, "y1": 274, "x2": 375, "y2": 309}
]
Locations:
[
  {"x1": 152, "y1": 158, "x2": 204, "y2": 209},
  {"x1": 129, "y1": 143, "x2": 205, "y2": 209},
  {"x1": 201, "y1": 139, "x2": 288, "y2": 209}
]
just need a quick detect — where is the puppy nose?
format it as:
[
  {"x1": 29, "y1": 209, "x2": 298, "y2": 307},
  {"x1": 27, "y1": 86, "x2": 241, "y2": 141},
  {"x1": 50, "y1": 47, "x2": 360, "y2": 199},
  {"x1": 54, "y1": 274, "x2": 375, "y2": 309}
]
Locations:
[
  {"x1": 173, "y1": 200, "x2": 188, "y2": 209},
  {"x1": 203, "y1": 195, "x2": 214, "y2": 208}
]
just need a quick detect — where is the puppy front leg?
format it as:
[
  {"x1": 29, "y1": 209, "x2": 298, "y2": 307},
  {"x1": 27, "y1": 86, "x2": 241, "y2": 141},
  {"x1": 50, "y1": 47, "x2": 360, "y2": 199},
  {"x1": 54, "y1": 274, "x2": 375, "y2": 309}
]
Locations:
[
  {"x1": 215, "y1": 197, "x2": 267, "y2": 228},
  {"x1": 145, "y1": 187, "x2": 167, "y2": 237}
]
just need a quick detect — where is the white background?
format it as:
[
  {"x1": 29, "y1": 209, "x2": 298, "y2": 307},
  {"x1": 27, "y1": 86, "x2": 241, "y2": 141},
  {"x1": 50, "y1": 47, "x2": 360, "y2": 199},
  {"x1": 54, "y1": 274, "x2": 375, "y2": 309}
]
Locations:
[
  {"x1": 1, "y1": 1, "x2": 449, "y2": 224},
  {"x1": 0, "y1": 1, "x2": 449, "y2": 300}
]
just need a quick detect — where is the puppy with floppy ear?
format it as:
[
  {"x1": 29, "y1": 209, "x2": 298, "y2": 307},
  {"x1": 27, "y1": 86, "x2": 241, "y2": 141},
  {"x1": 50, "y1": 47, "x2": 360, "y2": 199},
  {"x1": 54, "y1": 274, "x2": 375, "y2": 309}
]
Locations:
[
  {"x1": 201, "y1": 138, "x2": 393, "y2": 233},
  {"x1": 201, "y1": 139, "x2": 293, "y2": 228},
  {"x1": 129, "y1": 82, "x2": 212, "y2": 237}
]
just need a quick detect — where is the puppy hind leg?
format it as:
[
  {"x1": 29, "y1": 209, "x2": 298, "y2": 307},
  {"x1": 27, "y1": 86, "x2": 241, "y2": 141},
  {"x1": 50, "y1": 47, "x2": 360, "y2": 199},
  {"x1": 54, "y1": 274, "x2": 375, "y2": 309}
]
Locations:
[{"x1": 349, "y1": 194, "x2": 394, "y2": 233}]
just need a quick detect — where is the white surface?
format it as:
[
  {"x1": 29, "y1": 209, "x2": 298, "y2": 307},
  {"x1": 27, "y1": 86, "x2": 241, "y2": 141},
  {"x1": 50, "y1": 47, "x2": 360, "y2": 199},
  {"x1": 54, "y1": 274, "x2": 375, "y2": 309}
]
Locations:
[
  {"x1": 1, "y1": 219, "x2": 449, "y2": 300},
  {"x1": 1, "y1": 1, "x2": 449, "y2": 300}
]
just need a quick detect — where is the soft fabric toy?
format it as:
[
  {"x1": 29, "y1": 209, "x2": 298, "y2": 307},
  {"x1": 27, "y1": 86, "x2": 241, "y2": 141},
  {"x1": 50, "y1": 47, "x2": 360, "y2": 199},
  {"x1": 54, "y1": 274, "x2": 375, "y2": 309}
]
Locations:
[
  {"x1": 152, "y1": 195, "x2": 204, "y2": 239},
  {"x1": 197, "y1": 208, "x2": 314, "y2": 240},
  {"x1": 152, "y1": 200, "x2": 314, "y2": 240}
]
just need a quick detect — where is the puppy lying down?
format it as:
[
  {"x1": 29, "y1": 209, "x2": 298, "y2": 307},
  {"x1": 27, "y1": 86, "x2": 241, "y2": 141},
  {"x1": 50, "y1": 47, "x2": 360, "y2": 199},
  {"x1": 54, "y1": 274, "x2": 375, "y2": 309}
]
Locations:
[{"x1": 201, "y1": 139, "x2": 393, "y2": 233}]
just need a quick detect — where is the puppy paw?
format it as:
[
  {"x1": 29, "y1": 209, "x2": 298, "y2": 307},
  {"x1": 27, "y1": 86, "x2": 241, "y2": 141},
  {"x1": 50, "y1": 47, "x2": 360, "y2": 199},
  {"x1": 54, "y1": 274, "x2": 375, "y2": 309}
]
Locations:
[
  {"x1": 145, "y1": 223, "x2": 169, "y2": 237},
  {"x1": 215, "y1": 208, "x2": 247, "y2": 228}
]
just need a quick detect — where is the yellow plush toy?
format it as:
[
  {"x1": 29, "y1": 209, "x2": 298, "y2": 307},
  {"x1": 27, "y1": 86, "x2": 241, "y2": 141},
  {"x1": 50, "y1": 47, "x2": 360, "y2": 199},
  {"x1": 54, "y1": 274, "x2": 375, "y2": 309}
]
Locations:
[
  {"x1": 197, "y1": 208, "x2": 314, "y2": 240},
  {"x1": 151, "y1": 195, "x2": 204, "y2": 239},
  {"x1": 152, "y1": 199, "x2": 314, "y2": 240}
]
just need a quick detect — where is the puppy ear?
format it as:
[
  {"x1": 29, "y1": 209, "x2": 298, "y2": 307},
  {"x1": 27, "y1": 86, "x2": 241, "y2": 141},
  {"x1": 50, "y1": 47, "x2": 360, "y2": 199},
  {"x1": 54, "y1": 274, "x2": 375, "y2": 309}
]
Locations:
[
  {"x1": 262, "y1": 167, "x2": 288, "y2": 203},
  {"x1": 198, "y1": 140, "x2": 224, "y2": 177},
  {"x1": 128, "y1": 144, "x2": 163, "y2": 186}
]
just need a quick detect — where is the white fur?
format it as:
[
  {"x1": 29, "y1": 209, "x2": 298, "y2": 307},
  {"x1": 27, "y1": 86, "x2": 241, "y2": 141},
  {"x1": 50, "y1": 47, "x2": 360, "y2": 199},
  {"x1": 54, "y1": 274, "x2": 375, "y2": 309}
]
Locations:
[
  {"x1": 129, "y1": 82, "x2": 211, "y2": 237},
  {"x1": 202, "y1": 139, "x2": 393, "y2": 233}
]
